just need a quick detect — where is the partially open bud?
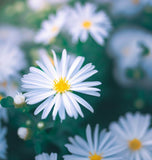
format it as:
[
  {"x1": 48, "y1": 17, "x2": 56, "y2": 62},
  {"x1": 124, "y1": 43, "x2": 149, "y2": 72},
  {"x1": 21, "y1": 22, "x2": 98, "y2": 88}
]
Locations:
[
  {"x1": 14, "y1": 93, "x2": 25, "y2": 108},
  {"x1": 17, "y1": 127, "x2": 31, "y2": 140}
]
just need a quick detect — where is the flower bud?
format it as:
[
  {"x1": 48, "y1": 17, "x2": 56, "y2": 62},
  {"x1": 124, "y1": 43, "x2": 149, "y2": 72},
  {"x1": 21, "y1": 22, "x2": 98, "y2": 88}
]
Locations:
[
  {"x1": 17, "y1": 127, "x2": 31, "y2": 140},
  {"x1": 14, "y1": 93, "x2": 25, "y2": 108}
]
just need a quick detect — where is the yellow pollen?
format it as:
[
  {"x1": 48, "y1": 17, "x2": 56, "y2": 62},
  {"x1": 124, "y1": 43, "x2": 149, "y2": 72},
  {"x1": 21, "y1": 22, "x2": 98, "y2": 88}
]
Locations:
[
  {"x1": 51, "y1": 26, "x2": 58, "y2": 33},
  {"x1": 129, "y1": 139, "x2": 142, "y2": 151},
  {"x1": 132, "y1": 0, "x2": 140, "y2": 4},
  {"x1": 89, "y1": 153, "x2": 103, "y2": 160},
  {"x1": 82, "y1": 21, "x2": 92, "y2": 29},
  {"x1": 53, "y1": 77, "x2": 71, "y2": 93}
]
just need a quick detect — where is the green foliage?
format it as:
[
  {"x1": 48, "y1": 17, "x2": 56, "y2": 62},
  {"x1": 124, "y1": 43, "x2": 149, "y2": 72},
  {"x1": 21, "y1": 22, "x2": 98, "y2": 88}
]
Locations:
[{"x1": 1, "y1": 97, "x2": 14, "y2": 108}]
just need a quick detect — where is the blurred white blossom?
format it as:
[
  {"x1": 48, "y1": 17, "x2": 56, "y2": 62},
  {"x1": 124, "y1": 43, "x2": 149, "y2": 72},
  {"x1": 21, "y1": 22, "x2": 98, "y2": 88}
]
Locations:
[
  {"x1": 35, "y1": 10, "x2": 66, "y2": 44},
  {"x1": 66, "y1": 3, "x2": 111, "y2": 45},
  {"x1": 108, "y1": 27, "x2": 152, "y2": 88}
]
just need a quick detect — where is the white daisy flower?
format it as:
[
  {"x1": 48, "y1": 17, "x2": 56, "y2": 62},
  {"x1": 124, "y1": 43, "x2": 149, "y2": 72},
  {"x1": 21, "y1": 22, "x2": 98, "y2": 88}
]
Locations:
[
  {"x1": 64, "y1": 124, "x2": 123, "y2": 160},
  {"x1": 110, "y1": 112, "x2": 152, "y2": 160},
  {"x1": 35, "y1": 10, "x2": 66, "y2": 44},
  {"x1": 22, "y1": 49, "x2": 101, "y2": 120},
  {"x1": 108, "y1": 27, "x2": 152, "y2": 87},
  {"x1": 107, "y1": 27, "x2": 144, "y2": 68},
  {"x1": 66, "y1": 3, "x2": 111, "y2": 45},
  {"x1": 0, "y1": 122, "x2": 7, "y2": 159},
  {"x1": 27, "y1": 0, "x2": 50, "y2": 11},
  {"x1": 35, "y1": 153, "x2": 57, "y2": 160},
  {"x1": 0, "y1": 44, "x2": 26, "y2": 83},
  {"x1": 107, "y1": 0, "x2": 149, "y2": 17}
]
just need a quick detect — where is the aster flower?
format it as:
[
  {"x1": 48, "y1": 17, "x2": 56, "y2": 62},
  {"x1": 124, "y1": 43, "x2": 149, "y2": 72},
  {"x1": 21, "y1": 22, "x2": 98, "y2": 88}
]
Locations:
[
  {"x1": 35, "y1": 10, "x2": 66, "y2": 44},
  {"x1": 0, "y1": 122, "x2": 7, "y2": 159},
  {"x1": 110, "y1": 112, "x2": 152, "y2": 160},
  {"x1": 64, "y1": 124, "x2": 123, "y2": 160},
  {"x1": 0, "y1": 44, "x2": 26, "y2": 83},
  {"x1": 107, "y1": 27, "x2": 144, "y2": 67},
  {"x1": 27, "y1": 0, "x2": 50, "y2": 11},
  {"x1": 35, "y1": 153, "x2": 57, "y2": 160},
  {"x1": 108, "y1": 27, "x2": 152, "y2": 88},
  {"x1": 66, "y1": 3, "x2": 111, "y2": 45},
  {"x1": 22, "y1": 49, "x2": 101, "y2": 120}
]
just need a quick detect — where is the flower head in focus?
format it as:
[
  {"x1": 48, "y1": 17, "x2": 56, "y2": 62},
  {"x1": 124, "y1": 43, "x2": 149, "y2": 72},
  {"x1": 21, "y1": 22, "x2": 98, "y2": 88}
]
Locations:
[
  {"x1": 35, "y1": 153, "x2": 57, "y2": 160},
  {"x1": 64, "y1": 124, "x2": 122, "y2": 160},
  {"x1": 66, "y1": 3, "x2": 111, "y2": 45},
  {"x1": 110, "y1": 112, "x2": 152, "y2": 160},
  {"x1": 22, "y1": 49, "x2": 101, "y2": 121},
  {"x1": 35, "y1": 10, "x2": 66, "y2": 44}
]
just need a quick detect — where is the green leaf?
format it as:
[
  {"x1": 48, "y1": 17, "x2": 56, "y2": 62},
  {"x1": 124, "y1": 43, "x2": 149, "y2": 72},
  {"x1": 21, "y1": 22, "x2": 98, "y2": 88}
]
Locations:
[{"x1": 1, "y1": 96, "x2": 14, "y2": 108}]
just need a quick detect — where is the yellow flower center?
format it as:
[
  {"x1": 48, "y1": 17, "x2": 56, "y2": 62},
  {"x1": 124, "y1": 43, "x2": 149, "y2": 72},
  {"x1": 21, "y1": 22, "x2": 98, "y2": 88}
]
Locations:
[
  {"x1": 53, "y1": 77, "x2": 71, "y2": 93},
  {"x1": 0, "y1": 95, "x2": 3, "y2": 101},
  {"x1": 89, "y1": 153, "x2": 103, "y2": 160},
  {"x1": 132, "y1": 0, "x2": 140, "y2": 4},
  {"x1": 82, "y1": 21, "x2": 92, "y2": 29},
  {"x1": 51, "y1": 26, "x2": 58, "y2": 33},
  {"x1": 129, "y1": 139, "x2": 142, "y2": 151}
]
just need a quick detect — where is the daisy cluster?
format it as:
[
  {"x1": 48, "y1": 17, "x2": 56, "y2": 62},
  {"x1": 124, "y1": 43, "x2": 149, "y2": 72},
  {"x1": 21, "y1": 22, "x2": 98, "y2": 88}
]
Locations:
[
  {"x1": 0, "y1": 0, "x2": 152, "y2": 159},
  {"x1": 108, "y1": 27, "x2": 152, "y2": 88},
  {"x1": 35, "y1": 2, "x2": 111, "y2": 46},
  {"x1": 34, "y1": 112, "x2": 152, "y2": 160}
]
